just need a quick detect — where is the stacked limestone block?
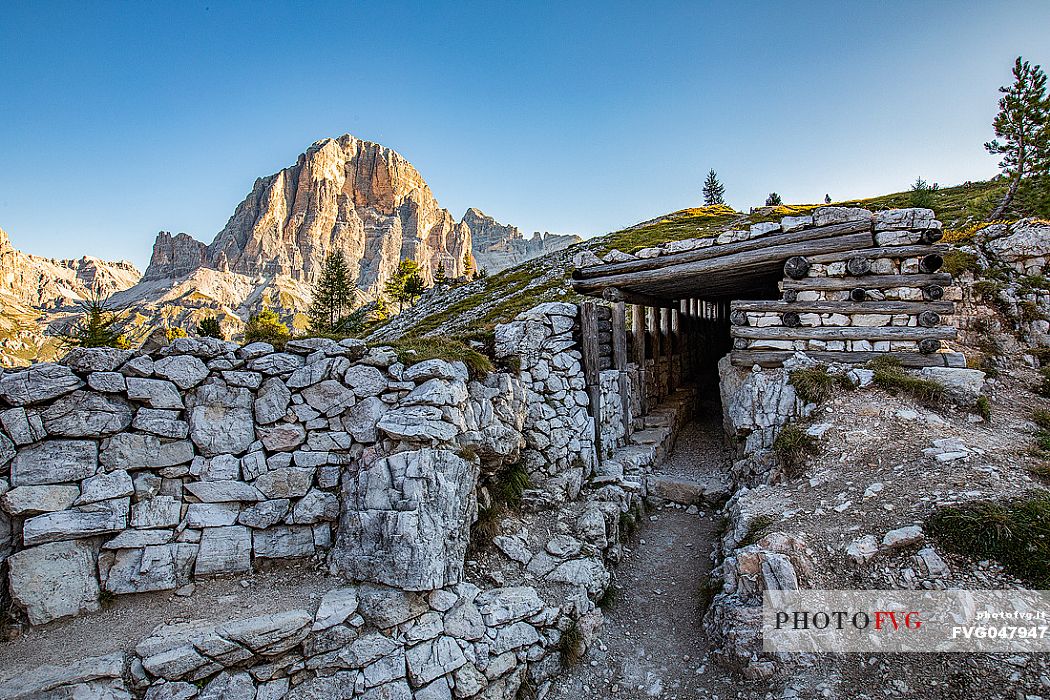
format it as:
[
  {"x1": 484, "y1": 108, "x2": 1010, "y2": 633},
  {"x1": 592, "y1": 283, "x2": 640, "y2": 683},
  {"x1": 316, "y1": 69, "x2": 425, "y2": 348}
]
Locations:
[
  {"x1": 593, "y1": 219, "x2": 789, "y2": 265},
  {"x1": 0, "y1": 581, "x2": 589, "y2": 700},
  {"x1": 494, "y1": 303, "x2": 597, "y2": 506},
  {"x1": 0, "y1": 336, "x2": 528, "y2": 625}
]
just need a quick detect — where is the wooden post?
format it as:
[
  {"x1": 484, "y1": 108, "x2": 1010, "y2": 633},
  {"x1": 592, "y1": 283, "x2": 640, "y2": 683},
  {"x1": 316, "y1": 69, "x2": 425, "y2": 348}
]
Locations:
[
  {"x1": 579, "y1": 302, "x2": 603, "y2": 463},
  {"x1": 661, "y1": 307, "x2": 673, "y2": 395},
  {"x1": 612, "y1": 301, "x2": 630, "y2": 440},
  {"x1": 631, "y1": 303, "x2": 648, "y2": 418}
]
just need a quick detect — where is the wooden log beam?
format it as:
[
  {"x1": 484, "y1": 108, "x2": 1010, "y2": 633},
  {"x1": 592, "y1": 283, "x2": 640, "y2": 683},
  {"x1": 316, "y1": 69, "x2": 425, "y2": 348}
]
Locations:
[
  {"x1": 781, "y1": 273, "x2": 952, "y2": 291},
  {"x1": 732, "y1": 325, "x2": 957, "y2": 341},
  {"x1": 729, "y1": 300, "x2": 956, "y2": 314},
  {"x1": 579, "y1": 302, "x2": 603, "y2": 463},
  {"x1": 600, "y1": 287, "x2": 677, "y2": 309},
  {"x1": 730, "y1": 350, "x2": 964, "y2": 368},
  {"x1": 572, "y1": 219, "x2": 873, "y2": 280},
  {"x1": 599, "y1": 232, "x2": 874, "y2": 298},
  {"x1": 807, "y1": 244, "x2": 948, "y2": 264}
]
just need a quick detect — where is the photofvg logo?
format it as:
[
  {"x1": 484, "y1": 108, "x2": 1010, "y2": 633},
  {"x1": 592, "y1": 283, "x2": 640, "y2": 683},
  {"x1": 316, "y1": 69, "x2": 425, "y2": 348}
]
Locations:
[{"x1": 763, "y1": 590, "x2": 1050, "y2": 653}]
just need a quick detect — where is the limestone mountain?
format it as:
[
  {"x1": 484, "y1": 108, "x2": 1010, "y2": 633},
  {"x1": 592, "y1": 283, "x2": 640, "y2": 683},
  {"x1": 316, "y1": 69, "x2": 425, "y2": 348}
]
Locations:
[
  {"x1": 143, "y1": 134, "x2": 474, "y2": 293},
  {"x1": 462, "y1": 207, "x2": 581, "y2": 274},
  {"x1": 0, "y1": 227, "x2": 141, "y2": 366}
]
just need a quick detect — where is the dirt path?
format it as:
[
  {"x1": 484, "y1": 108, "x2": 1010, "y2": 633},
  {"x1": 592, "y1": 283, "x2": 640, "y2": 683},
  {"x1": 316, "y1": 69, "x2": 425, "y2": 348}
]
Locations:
[{"x1": 547, "y1": 406, "x2": 770, "y2": 699}]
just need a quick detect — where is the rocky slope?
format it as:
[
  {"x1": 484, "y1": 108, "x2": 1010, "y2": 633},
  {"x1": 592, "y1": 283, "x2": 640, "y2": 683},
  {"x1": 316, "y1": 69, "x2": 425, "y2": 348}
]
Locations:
[
  {"x1": 0, "y1": 227, "x2": 141, "y2": 367},
  {"x1": 463, "y1": 208, "x2": 580, "y2": 274}
]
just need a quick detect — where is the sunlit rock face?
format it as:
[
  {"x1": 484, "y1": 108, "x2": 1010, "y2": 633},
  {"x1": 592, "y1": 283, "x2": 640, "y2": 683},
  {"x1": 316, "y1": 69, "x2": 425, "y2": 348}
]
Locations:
[{"x1": 462, "y1": 207, "x2": 581, "y2": 274}]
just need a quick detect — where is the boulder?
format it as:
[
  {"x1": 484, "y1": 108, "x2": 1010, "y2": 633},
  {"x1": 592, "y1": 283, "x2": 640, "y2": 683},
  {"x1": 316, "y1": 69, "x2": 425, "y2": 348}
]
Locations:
[
  {"x1": 194, "y1": 526, "x2": 251, "y2": 576},
  {"x1": 0, "y1": 363, "x2": 84, "y2": 406},
  {"x1": 917, "y1": 367, "x2": 985, "y2": 404},
  {"x1": 8, "y1": 540, "x2": 101, "y2": 624},
  {"x1": 313, "y1": 587, "x2": 360, "y2": 630},
  {"x1": 333, "y1": 449, "x2": 479, "y2": 590},
  {"x1": 874, "y1": 208, "x2": 936, "y2": 231},
  {"x1": 154, "y1": 356, "x2": 210, "y2": 390},
  {"x1": 218, "y1": 609, "x2": 312, "y2": 654},
  {"x1": 343, "y1": 365, "x2": 387, "y2": 398},
  {"x1": 11, "y1": 439, "x2": 98, "y2": 486},
  {"x1": 401, "y1": 379, "x2": 468, "y2": 407},
  {"x1": 133, "y1": 408, "x2": 189, "y2": 439},
  {"x1": 252, "y1": 525, "x2": 314, "y2": 558},
  {"x1": 62, "y1": 348, "x2": 136, "y2": 373},
  {"x1": 2, "y1": 484, "x2": 80, "y2": 516},
  {"x1": 104, "y1": 544, "x2": 178, "y2": 594},
  {"x1": 126, "y1": 378, "x2": 185, "y2": 409},
  {"x1": 254, "y1": 377, "x2": 291, "y2": 425},
  {"x1": 38, "y1": 390, "x2": 133, "y2": 437},
  {"x1": 101, "y1": 433, "x2": 194, "y2": 469},
  {"x1": 188, "y1": 382, "x2": 255, "y2": 456}
]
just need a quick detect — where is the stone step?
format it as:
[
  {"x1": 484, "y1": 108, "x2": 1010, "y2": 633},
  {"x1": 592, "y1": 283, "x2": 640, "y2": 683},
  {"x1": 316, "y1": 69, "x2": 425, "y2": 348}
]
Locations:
[{"x1": 646, "y1": 473, "x2": 731, "y2": 506}]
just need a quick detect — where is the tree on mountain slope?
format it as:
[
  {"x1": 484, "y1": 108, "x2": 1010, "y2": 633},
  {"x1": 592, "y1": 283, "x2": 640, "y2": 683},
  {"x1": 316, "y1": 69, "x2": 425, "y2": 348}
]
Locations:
[
  {"x1": 384, "y1": 259, "x2": 428, "y2": 312},
  {"x1": 308, "y1": 250, "x2": 356, "y2": 334},
  {"x1": 986, "y1": 56, "x2": 1050, "y2": 220},
  {"x1": 703, "y1": 169, "x2": 725, "y2": 205}
]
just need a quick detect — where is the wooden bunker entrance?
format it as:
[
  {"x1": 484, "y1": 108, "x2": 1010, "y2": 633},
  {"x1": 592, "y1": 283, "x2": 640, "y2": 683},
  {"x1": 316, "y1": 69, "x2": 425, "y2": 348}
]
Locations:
[{"x1": 570, "y1": 209, "x2": 964, "y2": 429}]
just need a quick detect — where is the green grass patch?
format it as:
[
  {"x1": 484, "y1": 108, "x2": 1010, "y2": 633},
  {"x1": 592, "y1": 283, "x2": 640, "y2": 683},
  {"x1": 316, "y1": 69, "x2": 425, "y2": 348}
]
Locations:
[
  {"x1": 789, "y1": 364, "x2": 854, "y2": 405},
  {"x1": 975, "y1": 395, "x2": 992, "y2": 422},
  {"x1": 383, "y1": 336, "x2": 494, "y2": 379},
  {"x1": 940, "y1": 250, "x2": 980, "y2": 277},
  {"x1": 869, "y1": 356, "x2": 946, "y2": 408},
  {"x1": 491, "y1": 462, "x2": 531, "y2": 511},
  {"x1": 596, "y1": 205, "x2": 739, "y2": 255},
  {"x1": 772, "y1": 424, "x2": 819, "y2": 478},
  {"x1": 738, "y1": 513, "x2": 777, "y2": 548},
  {"x1": 559, "y1": 621, "x2": 584, "y2": 665},
  {"x1": 697, "y1": 576, "x2": 723, "y2": 616},
  {"x1": 1034, "y1": 409, "x2": 1050, "y2": 431},
  {"x1": 1037, "y1": 368, "x2": 1050, "y2": 398},
  {"x1": 926, "y1": 492, "x2": 1050, "y2": 587}
]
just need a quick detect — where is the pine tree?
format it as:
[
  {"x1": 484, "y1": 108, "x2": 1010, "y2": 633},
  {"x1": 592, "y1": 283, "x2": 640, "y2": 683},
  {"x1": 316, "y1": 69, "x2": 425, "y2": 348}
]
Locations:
[
  {"x1": 986, "y1": 56, "x2": 1050, "y2": 220},
  {"x1": 462, "y1": 251, "x2": 476, "y2": 280},
  {"x1": 765, "y1": 192, "x2": 783, "y2": 206},
  {"x1": 58, "y1": 287, "x2": 126, "y2": 348},
  {"x1": 703, "y1": 169, "x2": 725, "y2": 205},
  {"x1": 434, "y1": 265, "x2": 448, "y2": 286},
  {"x1": 197, "y1": 317, "x2": 224, "y2": 339},
  {"x1": 909, "y1": 177, "x2": 934, "y2": 208},
  {"x1": 383, "y1": 259, "x2": 428, "y2": 312},
  {"x1": 308, "y1": 250, "x2": 356, "y2": 334},
  {"x1": 825, "y1": 194, "x2": 832, "y2": 204}
]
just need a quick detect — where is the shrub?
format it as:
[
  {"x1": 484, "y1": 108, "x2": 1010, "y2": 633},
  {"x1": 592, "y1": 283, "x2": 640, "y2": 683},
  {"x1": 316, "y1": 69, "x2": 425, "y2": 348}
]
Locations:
[
  {"x1": 165, "y1": 326, "x2": 188, "y2": 343},
  {"x1": 869, "y1": 356, "x2": 946, "y2": 407},
  {"x1": 697, "y1": 576, "x2": 723, "y2": 616},
  {"x1": 772, "y1": 424, "x2": 818, "y2": 478},
  {"x1": 909, "y1": 176, "x2": 934, "y2": 209},
  {"x1": 940, "y1": 250, "x2": 979, "y2": 277},
  {"x1": 1037, "y1": 368, "x2": 1050, "y2": 398},
  {"x1": 975, "y1": 395, "x2": 992, "y2": 421},
  {"x1": 491, "y1": 462, "x2": 530, "y2": 510},
  {"x1": 385, "y1": 336, "x2": 494, "y2": 379},
  {"x1": 243, "y1": 309, "x2": 291, "y2": 347},
  {"x1": 57, "y1": 288, "x2": 126, "y2": 349},
  {"x1": 559, "y1": 621, "x2": 584, "y2": 665},
  {"x1": 1034, "y1": 409, "x2": 1050, "y2": 430},
  {"x1": 196, "y1": 317, "x2": 225, "y2": 340},
  {"x1": 926, "y1": 492, "x2": 1050, "y2": 587},
  {"x1": 789, "y1": 365, "x2": 853, "y2": 405},
  {"x1": 738, "y1": 513, "x2": 777, "y2": 548}
]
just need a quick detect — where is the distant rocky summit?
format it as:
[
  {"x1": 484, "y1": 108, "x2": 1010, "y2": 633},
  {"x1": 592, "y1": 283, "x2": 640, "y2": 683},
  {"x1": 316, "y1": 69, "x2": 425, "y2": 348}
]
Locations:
[{"x1": 463, "y1": 208, "x2": 580, "y2": 274}]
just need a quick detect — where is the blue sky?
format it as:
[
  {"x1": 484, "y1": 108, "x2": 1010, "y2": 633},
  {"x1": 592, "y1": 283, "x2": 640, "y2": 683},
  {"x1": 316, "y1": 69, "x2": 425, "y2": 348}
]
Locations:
[{"x1": 1, "y1": 1, "x2": 1048, "y2": 270}]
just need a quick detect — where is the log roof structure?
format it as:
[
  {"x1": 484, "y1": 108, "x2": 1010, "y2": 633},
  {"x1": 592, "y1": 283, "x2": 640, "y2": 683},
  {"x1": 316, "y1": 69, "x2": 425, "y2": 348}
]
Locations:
[{"x1": 570, "y1": 206, "x2": 966, "y2": 370}]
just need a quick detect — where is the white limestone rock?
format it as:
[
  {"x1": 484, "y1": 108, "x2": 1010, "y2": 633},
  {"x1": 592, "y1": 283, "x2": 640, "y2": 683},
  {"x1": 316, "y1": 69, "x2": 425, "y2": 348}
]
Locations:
[
  {"x1": 917, "y1": 367, "x2": 985, "y2": 404},
  {"x1": 846, "y1": 535, "x2": 879, "y2": 562},
  {"x1": 248, "y1": 353, "x2": 304, "y2": 375},
  {"x1": 882, "y1": 525, "x2": 924, "y2": 549},
  {"x1": 254, "y1": 467, "x2": 314, "y2": 499},
  {"x1": 8, "y1": 540, "x2": 101, "y2": 624},
  {"x1": 133, "y1": 408, "x2": 189, "y2": 439},
  {"x1": 343, "y1": 365, "x2": 388, "y2": 398},
  {"x1": 333, "y1": 449, "x2": 478, "y2": 590},
  {"x1": 195, "y1": 525, "x2": 251, "y2": 576},
  {"x1": 780, "y1": 215, "x2": 813, "y2": 232},
  {"x1": 23, "y1": 506, "x2": 126, "y2": 545},
  {"x1": 77, "y1": 470, "x2": 134, "y2": 505},
  {"x1": 343, "y1": 396, "x2": 388, "y2": 443},
  {"x1": 406, "y1": 635, "x2": 467, "y2": 687},
  {"x1": 186, "y1": 502, "x2": 240, "y2": 528},
  {"x1": 62, "y1": 348, "x2": 136, "y2": 373},
  {"x1": 255, "y1": 377, "x2": 291, "y2": 425},
  {"x1": 154, "y1": 356, "x2": 210, "y2": 390},
  {"x1": 104, "y1": 544, "x2": 178, "y2": 594},
  {"x1": 184, "y1": 480, "x2": 263, "y2": 503},
  {"x1": 126, "y1": 378, "x2": 185, "y2": 409},
  {"x1": 291, "y1": 489, "x2": 339, "y2": 524},
  {"x1": 188, "y1": 382, "x2": 255, "y2": 456},
  {"x1": 0, "y1": 363, "x2": 84, "y2": 406},
  {"x1": 313, "y1": 586, "x2": 360, "y2": 630},
  {"x1": 1, "y1": 484, "x2": 80, "y2": 516},
  {"x1": 1, "y1": 406, "x2": 47, "y2": 445},
  {"x1": 812, "y1": 207, "x2": 872, "y2": 227},
  {"x1": 253, "y1": 525, "x2": 314, "y2": 558},
  {"x1": 377, "y1": 406, "x2": 458, "y2": 443},
  {"x1": 87, "y1": 371, "x2": 128, "y2": 393},
  {"x1": 874, "y1": 208, "x2": 935, "y2": 231},
  {"x1": 474, "y1": 587, "x2": 544, "y2": 626},
  {"x1": 257, "y1": 423, "x2": 307, "y2": 452},
  {"x1": 100, "y1": 433, "x2": 194, "y2": 469},
  {"x1": 11, "y1": 439, "x2": 98, "y2": 486},
  {"x1": 238, "y1": 499, "x2": 290, "y2": 529},
  {"x1": 301, "y1": 379, "x2": 356, "y2": 416}
]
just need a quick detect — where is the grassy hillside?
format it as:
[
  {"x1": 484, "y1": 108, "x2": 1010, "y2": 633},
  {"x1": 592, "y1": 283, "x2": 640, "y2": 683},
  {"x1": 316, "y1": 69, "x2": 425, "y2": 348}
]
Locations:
[{"x1": 373, "y1": 177, "x2": 1049, "y2": 343}]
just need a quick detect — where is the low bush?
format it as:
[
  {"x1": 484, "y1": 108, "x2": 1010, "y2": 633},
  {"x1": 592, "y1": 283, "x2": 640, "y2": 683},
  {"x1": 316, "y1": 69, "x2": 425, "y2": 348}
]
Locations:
[
  {"x1": 1037, "y1": 368, "x2": 1050, "y2": 398},
  {"x1": 940, "y1": 250, "x2": 979, "y2": 277},
  {"x1": 926, "y1": 492, "x2": 1050, "y2": 588},
  {"x1": 789, "y1": 366, "x2": 837, "y2": 405},
  {"x1": 244, "y1": 309, "x2": 291, "y2": 348},
  {"x1": 869, "y1": 356, "x2": 946, "y2": 407},
  {"x1": 772, "y1": 424, "x2": 819, "y2": 478},
  {"x1": 559, "y1": 621, "x2": 584, "y2": 665},
  {"x1": 737, "y1": 513, "x2": 777, "y2": 548},
  {"x1": 975, "y1": 395, "x2": 992, "y2": 422},
  {"x1": 385, "y1": 336, "x2": 494, "y2": 379}
]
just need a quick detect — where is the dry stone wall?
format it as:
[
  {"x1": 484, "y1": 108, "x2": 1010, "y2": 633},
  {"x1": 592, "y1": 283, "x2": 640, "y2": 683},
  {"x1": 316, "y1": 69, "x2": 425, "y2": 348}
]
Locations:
[{"x1": 0, "y1": 336, "x2": 528, "y2": 625}]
